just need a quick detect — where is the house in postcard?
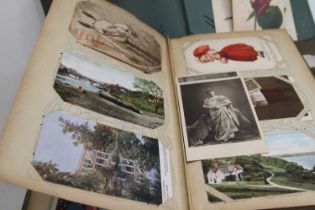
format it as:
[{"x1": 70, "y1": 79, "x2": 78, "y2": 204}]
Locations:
[
  {"x1": 76, "y1": 149, "x2": 114, "y2": 175},
  {"x1": 76, "y1": 148, "x2": 144, "y2": 181},
  {"x1": 207, "y1": 164, "x2": 244, "y2": 184}
]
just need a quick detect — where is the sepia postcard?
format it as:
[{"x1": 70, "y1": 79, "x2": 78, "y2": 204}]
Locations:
[
  {"x1": 54, "y1": 52, "x2": 164, "y2": 129},
  {"x1": 232, "y1": 0, "x2": 297, "y2": 40},
  {"x1": 177, "y1": 75, "x2": 266, "y2": 161},
  {"x1": 183, "y1": 36, "x2": 285, "y2": 73},
  {"x1": 69, "y1": 1, "x2": 161, "y2": 74},
  {"x1": 33, "y1": 111, "x2": 172, "y2": 205},
  {"x1": 244, "y1": 76, "x2": 304, "y2": 121}
]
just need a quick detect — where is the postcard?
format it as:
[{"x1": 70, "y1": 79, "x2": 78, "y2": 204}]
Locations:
[
  {"x1": 184, "y1": 36, "x2": 284, "y2": 73},
  {"x1": 69, "y1": 1, "x2": 161, "y2": 74},
  {"x1": 212, "y1": 0, "x2": 233, "y2": 32},
  {"x1": 177, "y1": 75, "x2": 266, "y2": 161},
  {"x1": 54, "y1": 52, "x2": 164, "y2": 129},
  {"x1": 202, "y1": 153, "x2": 315, "y2": 203},
  {"x1": 33, "y1": 112, "x2": 172, "y2": 204},
  {"x1": 244, "y1": 76, "x2": 304, "y2": 121},
  {"x1": 232, "y1": 0, "x2": 297, "y2": 40},
  {"x1": 202, "y1": 130, "x2": 315, "y2": 203}
]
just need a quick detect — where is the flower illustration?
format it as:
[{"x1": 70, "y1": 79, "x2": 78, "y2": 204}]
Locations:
[
  {"x1": 250, "y1": 0, "x2": 272, "y2": 14},
  {"x1": 247, "y1": 0, "x2": 283, "y2": 30}
]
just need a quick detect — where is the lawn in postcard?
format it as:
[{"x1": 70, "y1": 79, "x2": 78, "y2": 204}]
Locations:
[
  {"x1": 54, "y1": 52, "x2": 164, "y2": 129},
  {"x1": 203, "y1": 131, "x2": 315, "y2": 202}
]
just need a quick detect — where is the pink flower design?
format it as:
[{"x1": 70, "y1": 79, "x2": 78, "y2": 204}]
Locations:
[{"x1": 250, "y1": 0, "x2": 272, "y2": 14}]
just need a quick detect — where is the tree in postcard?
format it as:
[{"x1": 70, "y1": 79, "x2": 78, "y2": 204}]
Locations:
[
  {"x1": 33, "y1": 161, "x2": 60, "y2": 179},
  {"x1": 59, "y1": 116, "x2": 160, "y2": 171},
  {"x1": 57, "y1": 116, "x2": 162, "y2": 203},
  {"x1": 133, "y1": 78, "x2": 163, "y2": 113}
]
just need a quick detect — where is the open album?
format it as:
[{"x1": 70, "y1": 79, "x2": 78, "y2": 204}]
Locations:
[{"x1": 0, "y1": 0, "x2": 315, "y2": 209}]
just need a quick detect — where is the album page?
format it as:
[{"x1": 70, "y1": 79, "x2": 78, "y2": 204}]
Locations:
[
  {"x1": 0, "y1": 0, "x2": 189, "y2": 210},
  {"x1": 170, "y1": 30, "x2": 315, "y2": 209}
]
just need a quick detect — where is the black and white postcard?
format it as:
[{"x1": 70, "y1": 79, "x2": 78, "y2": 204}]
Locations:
[{"x1": 177, "y1": 74, "x2": 266, "y2": 161}]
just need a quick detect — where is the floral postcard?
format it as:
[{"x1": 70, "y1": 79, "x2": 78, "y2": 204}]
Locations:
[{"x1": 232, "y1": 0, "x2": 297, "y2": 40}]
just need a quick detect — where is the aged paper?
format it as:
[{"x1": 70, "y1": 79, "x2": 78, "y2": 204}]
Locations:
[
  {"x1": 232, "y1": 0, "x2": 297, "y2": 40},
  {"x1": 177, "y1": 75, "x2": 266, "y2": 161},
  {"x1": 0, "y1": 0, "x2": 188, "y2": 210},
  {"x1": 183, "y1": 36, "x2": 285, "y2": 73},
  {"x1": 171, "y1": 30, "x2": 315, "y2": 210}
]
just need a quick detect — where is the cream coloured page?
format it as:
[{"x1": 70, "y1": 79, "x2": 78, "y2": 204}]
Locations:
[
  {"x1": 170, "y1": 30, "x2": 315, "y2": 210},
  {"x1": 0, "y1": 0, "x2": 189, "y2": 210}
]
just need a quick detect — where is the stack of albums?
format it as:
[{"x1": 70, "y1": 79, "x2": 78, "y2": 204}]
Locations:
[{"x1": 0, "y1": 1, "x2": 314, "y2": 210}]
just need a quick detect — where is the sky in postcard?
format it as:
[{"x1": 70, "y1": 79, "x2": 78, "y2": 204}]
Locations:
[
  {"x1": 34, "y1": 112, "x2": 95, "y2": 173},
  {"x1": 281, "y1": 154, "x2": 315, "y2": 170},
  {"x1": 61, "y1": 52, "x2": 136, "y2": 90},
  {"x1": 265, "y1": 130, "x2": 315, "y2": 156}
]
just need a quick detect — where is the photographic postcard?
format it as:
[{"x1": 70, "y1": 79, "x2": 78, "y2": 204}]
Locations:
[
  {"x1": 202, "y1": 153, "x2": 315, "y2": 203},
  {"x1": 184, "y1": 36, "x2": 284, "y2": 73},
  {"x1": 177, "y1": 75, "x2": 266, "y2": 161},
  {"x1": 232, "y1": 0, "x2": 297, "y2": 40},
  {"x1": 212, "y1": 0, "x2": 233, "y2": 32},
  {"x1": 54, "y1": 52, "x2": 164, "y2": 129},
  {"x1": 33, "y1": 111, "x2": 172, "y2": 205},
  {"x1": 69, "y1": 1, "x2": 161, "y2": 74},
  {"x1": 244, "y1": 76, "x2": 304, "y2": 121},
  {"x1": 201, "y1": 130, "x2": 315, "y2": 203}
]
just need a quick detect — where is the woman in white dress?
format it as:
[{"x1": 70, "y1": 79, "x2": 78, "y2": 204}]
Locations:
[{"x1": 203, "y1": 89, "x2": 240, "y2": 142}]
